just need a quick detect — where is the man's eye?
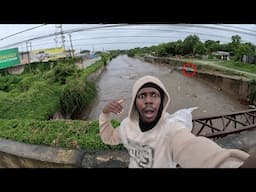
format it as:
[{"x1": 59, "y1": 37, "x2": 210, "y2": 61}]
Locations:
[
  {"x1": 138, "y1": 94, "x2": 145, "y2": 99},
  {"x1": 152, "y1": 93, "x2": 159, "y2": 97}
]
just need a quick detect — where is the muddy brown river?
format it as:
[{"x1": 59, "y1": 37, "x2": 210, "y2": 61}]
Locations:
[{"x1": 87, "y1": 55, "x2": 247, "y2": 121}]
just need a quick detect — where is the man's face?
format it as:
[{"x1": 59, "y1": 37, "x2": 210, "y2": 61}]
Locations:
[{"x1": 135, "y1": 87, "x2": 161, "y2": 123}]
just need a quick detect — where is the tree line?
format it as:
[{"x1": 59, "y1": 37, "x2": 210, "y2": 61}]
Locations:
[{"x1": 125, "y1": 35, "x2": 256, "y2": 62}]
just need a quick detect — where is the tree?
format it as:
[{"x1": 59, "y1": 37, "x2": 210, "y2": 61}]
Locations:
[
  {"x1": 154, "y1": 43, "x2": 168, "y2": 57},
  {"x1": 231, "y1": 35, "x2": 241, "y2": 44},
  {"x1": 229, "y1": 35, "x2": 242, "y2": 55},
  {"x1": 218, "y1": 43, "x2": 230, "y2": 52},
  {"x1": 164, "y1": 42, "x2": 176, "y2": 56},
  {"x1": 235, "y1": 43, "x2": 256, "y2": 62},
  {"x1": 204, "y1": 40, "x2": 220, "y2": 53},
  {"x1": 183, "y1": 35, "x2": 201, "y2": 56},
  {"x1": 194, "y1": 42, "x2": 207, "y2": 55},
  {"x1": 174, "y1": 40, "x2": 184, "y2": 55}
]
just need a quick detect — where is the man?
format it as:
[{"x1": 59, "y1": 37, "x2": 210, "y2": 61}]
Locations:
[{"x1": 99, "y1": 75, "x2": 253, "y2": 168}]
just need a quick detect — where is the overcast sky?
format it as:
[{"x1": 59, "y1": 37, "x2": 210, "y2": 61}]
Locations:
[{"x1": 0, "y1": 24, "x2": 255, "y2": 53}]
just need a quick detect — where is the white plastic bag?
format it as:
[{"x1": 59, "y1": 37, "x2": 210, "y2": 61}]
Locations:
[{"x1": 169, "y1": 107, "x2": 198, "y2": 132}]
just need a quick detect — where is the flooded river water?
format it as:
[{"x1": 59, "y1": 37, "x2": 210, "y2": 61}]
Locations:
[{"x1": 87, "y1": 55, "x2": 247, "y2": 121}]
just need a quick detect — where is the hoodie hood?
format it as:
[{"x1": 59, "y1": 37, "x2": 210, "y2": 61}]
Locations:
[{"x1": 128, "y1": 75, "x2": 170, "y2": 122}]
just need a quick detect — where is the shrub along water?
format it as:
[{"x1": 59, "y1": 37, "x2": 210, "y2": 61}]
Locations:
[
  {"x1": 0, "y1": 56, "x2": 106, "y2": 120},
  {"x1": 0, "y1": 53, "x2": 124, "y2": 150},
  {"x1": 0, "y1": 118, "x2": 123, "y2": 150},
  {"x1": 60, "y1": 79, "x2": 96, "y2": 119}
]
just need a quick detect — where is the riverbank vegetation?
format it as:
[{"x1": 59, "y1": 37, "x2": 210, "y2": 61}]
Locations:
[
  {"x1": 0, "y1": 118, "x2": 123, "y2": 150},
  {"x1": 0, "y1": 53, "x2": 125, "y2": 150},
  {"x1": 215, "y1": 60, "x2": 256, "y2": 75},
  {"x1": 126, "y1": 35, "x2": 256, "y2": 75}
]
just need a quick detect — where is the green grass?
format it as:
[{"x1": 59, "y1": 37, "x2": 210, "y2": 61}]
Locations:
[
  {"x1": 179, "y1": 57, "x2": 256, "y2": 75},
  {"x1": 82, "y1": 59, "x2": 105, "y2": 77},
  {"x1": 0, "y1": 74, "x2": 61, "y2": 120},
  {"x1": 215, "y1": 60, "x2": 256, "y2": 74},
  {"x1": 0, "y1": 54, "x2": 120, "y2": 150},
  {"x1": 172, "y1": 57, "x2": 256, "y2": 79},
  {"x1": 0, "y1": 119, "x2": 124, "y2": 150}
]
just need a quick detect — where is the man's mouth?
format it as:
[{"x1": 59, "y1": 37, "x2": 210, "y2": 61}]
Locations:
[{"x1": 143, "y1": 108, "x2": 156, "y2": 119}]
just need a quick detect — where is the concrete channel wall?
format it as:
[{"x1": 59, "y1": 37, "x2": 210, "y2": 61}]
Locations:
[
  {"x1": 195, "y1": 72, "x2": 249, "y2": 103},
  {"x1": 144, "y1": 56, "x2": 250, "y2": 103}
]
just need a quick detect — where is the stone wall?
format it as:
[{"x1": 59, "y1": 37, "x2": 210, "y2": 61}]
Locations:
[{"x1": 0, "y1": 138, "x2": 129, "y2": 168}]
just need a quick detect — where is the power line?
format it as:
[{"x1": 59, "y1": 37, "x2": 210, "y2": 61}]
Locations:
[
  {"x1": 1, "y1": 24, "x2": 255, "y2": 51},
  {"x1": 0, "y1": 24, "x2": 47, "y2": 41},
  {"x1": 218, "y1": 24, "x2": 256, "y2": 33},
  {"x1": 176, "y1": 24, "x2": 256, "y2": 37},
  {"x1": 26, "y1": 36, "x2": 230, "y2": 50},
  {"x1": 0, "y1": 24, "x2": 129, "y2": 49},
  {"x1": 0, "y1": 28, "x2": 225, "y2": 49}
]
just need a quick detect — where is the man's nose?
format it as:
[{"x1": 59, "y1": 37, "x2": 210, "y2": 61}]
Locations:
[{"x1": 144, "y1": 95, "x2": 153, "y2": 104}]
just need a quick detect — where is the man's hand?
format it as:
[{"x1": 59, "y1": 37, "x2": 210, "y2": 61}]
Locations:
[
  {"x1": 240, "y1": 152, "x2": 256, "y2": 168},
  {"x1": 103, "y1": 99, "x2": 124, "y2": 115}
]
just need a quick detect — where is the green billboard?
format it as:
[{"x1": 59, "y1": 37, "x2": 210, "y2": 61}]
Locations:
[{"x1": 0, "y1": 48, "x2": 20, "y2": 69}]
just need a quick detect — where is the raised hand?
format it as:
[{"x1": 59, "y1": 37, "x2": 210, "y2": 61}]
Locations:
[{"x1": 103, "y1": 99, "x2": 124, "y2": 115}]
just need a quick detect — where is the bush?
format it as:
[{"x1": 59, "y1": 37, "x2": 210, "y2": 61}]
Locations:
[
  {"x1": 60, "y1": 79, "x2": 96, "y2": 119},
  {"x1": 51, "y1": 61, "x2": 78, "y2": 84},
  {"x1": 0, "y1": 75, "x2": 22, "y2": 92}
]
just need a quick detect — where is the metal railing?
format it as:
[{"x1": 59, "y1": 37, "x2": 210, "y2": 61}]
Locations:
[{"x1": 192, "y1": 109, "x2": 256, "y2": 139}]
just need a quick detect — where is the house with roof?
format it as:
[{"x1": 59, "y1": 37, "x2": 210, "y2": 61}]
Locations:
[{"x1": 212, "y1": 51, "x2": 230, "y2": 60}]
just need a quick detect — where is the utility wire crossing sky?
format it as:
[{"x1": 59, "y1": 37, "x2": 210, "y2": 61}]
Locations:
[{"x1": 0, "y1": 24, "x2": 255, "y2": 52}]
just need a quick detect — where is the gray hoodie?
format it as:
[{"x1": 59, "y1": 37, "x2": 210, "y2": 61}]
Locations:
[{"x1": 99, "y1": 75, "x2": 249, "y2": 168}]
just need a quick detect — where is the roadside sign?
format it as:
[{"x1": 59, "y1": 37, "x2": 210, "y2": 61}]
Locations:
[{"x1": 0, "y1": 48, "x2": 20, "y2": 69}]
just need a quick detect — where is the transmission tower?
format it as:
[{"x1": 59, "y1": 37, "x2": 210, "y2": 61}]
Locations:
[{"x1": 54, "y1": 24, "x2": 65, "y2": 49}]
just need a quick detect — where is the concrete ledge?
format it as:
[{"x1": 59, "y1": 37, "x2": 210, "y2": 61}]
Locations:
[
  {"x1": 81, "y1": 150, "x2": 129, "y2": 168},
  {"x1": 0, "y1": 138, "x2": 129, "y2": 168},
  {"x1": 0, "y1": 138, "x2": 85, "y2": 168}
]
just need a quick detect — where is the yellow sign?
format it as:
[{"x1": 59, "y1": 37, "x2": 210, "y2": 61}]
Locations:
[{"x1": 30, "y1": 47, "x2": 66, "y2": 62}]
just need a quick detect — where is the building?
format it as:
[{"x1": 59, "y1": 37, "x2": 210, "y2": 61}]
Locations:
[
  {"x1": 212, "y1": 51, "x2": 230, "y2": 60},
  {"x1": 242, "y1": 55, "x2": 256, "y2": 64}
]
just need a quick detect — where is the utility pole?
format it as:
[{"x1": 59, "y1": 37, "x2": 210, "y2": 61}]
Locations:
[
  {"x1": 26, "y1": 41, "x2": 32, "y2": 72},
  {"x1": 54, "y1": 24, "x2": 65, "y2": 50},
  {"x1": 29, "y1": 42, "x2": 32, "y2": 51},
  {"x1": 61, "y1": 27, "x2": 65, "y2": 50},
  {"x1": 26, "y1": 41, "x2": 30, "y2": 64},
  {"x1": 68, "y1": 33, "x2": 74, "y2": 57}
]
